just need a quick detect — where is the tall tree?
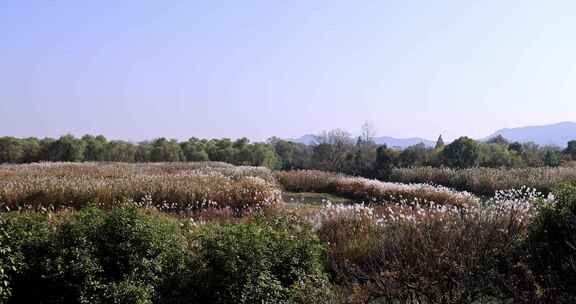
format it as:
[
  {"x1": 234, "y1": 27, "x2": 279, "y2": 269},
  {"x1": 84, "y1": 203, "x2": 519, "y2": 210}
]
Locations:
[
  {"x1": 360, "y1": 121, "x2": 376, "y2": 144},
  {"x1": 399, "y1": 143, "x2": 429, "y2": 167},
  {"x1": 441, "y1": 137, "x2": 480, "y2": 168},
  {"x1": 486, "y1": 134, "x2": 509, "y2": 146},
  {"x1": 373, "y1": 145, "x2": 398, "y2": 179},
  {"x1": 105, "y1": 140, "x2": 136, "y2": 162},
  {"x1": 435, "y1": 135, "x2": 445, "y2": 150},
  {"x1": 565, "y1": 140, "x2": 576, "y2": 161},
  {"x1": 312, "y1": 129, "x2": 353, "y2": 172},
  {"x1": 47, "y1": 135, "x2": 86, "y2": 162},
  {"x1": 82, "y1": 135, "x2": 107, "y2": 161},
  {"x1": 150, "y1": 138, "x2": 183, "y2": 162},
  {"x1": 0, "y1": 137, "x2": 23, "y2": 163}
]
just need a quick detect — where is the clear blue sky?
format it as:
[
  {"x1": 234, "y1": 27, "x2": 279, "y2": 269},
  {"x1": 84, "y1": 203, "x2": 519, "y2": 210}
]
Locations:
[{"x1": 1, "y1": 1, "x2": 575, "y2": 142}]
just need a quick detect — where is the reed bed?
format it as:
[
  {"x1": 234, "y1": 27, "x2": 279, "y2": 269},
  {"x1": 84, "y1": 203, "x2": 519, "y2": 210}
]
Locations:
[
  {"x1": 0, "y1": 162, "x2": 280, "y2": 213},
  {"x1": 276, "y1": 170, "x2": 480, "y2": 207},
  {"x1": 310, "y1": 187, "x2": 553, "y2": 303},
  {"x1": 390, "y1": 166, "x2": 576, "y2": 195}
]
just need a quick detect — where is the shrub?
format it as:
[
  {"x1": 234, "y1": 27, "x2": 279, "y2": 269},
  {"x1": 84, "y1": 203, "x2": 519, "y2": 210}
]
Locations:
[
  {"x1": 193, "y1": 217, "x2": 338, "y2": 304},
  {"x1": 0, "y1": 215, "x2": 18, "y2": 303},
  {"x1": 4, "y1": 205, "x2": 195, "y2": 304},
  {"x1": 525, "y1": 182, "x2": 576, "y2": 302}
]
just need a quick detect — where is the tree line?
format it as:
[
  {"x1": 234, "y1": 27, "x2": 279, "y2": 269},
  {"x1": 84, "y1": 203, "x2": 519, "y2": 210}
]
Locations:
[
  {"x1": 271, "y1": 131, "x2": 576, "y2": 178},
  {"x1": 0, "y1": 135, "x2": 279, "y2": 168},
  {"x1": 1, "y1": 129, "x2": 576, "y2": 178}
]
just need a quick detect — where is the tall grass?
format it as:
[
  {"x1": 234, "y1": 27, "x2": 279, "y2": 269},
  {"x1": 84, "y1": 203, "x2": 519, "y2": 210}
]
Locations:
[
  {"x1": 277, "y1": 170, "x2": 479, "y2": 207},
  {"x1": 391, "y1": 166, "x2": 576, "y2": 196},
  {"x1": 315, "y1": 189, "x2": 546, "y2": 303},
  {"x1": 0, "y1": 162, "x2": 280, "y2": 213}
]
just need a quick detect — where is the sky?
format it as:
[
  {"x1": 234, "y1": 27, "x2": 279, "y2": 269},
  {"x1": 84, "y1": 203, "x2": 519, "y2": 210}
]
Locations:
[{"x1": 1, "y1": 1, "x2": 576, "y2": 142}]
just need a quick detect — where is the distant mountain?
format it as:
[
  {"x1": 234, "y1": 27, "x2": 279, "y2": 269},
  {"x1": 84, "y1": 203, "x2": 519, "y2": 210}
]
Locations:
[
  {"x1": 287, "y1": 122, "x2": 576, "y2": 148},
  {"x1": 288, "y1": 134, "x2": 434, "y2": 148},
  {"x1": 485, "y1": 121, "x2": 576, "y2": 147},
  {"x1": 373, "y1": 136, "x2": 435, "y2": 149}
]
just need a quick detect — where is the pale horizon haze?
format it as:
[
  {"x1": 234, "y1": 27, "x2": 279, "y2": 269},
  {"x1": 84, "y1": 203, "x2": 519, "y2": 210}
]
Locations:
[{"x1": 2, "y1": 1, "x2": 576, "y2": 142}]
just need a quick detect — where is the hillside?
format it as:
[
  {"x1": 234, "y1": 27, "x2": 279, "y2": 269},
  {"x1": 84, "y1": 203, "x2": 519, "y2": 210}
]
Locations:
[{"x1": 486, "y1": 121, "x2": 576, "y2": 147}]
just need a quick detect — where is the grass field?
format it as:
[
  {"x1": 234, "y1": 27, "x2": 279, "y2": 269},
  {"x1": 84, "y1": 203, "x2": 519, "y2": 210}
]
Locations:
[{"x1": 0, "y1": 162, "x2": 573, "y2": 303}]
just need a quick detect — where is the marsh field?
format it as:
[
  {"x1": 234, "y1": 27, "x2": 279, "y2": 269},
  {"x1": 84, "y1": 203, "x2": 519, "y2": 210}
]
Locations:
[{"x1": 1, "y1": 161, "x2": 575, "y2": 304}]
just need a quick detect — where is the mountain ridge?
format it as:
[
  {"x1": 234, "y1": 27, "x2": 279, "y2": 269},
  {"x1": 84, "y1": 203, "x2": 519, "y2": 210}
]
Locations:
[
  {"x1": 288, "y1": 121, "x2": 576, "y2": 148},
  {"x1": 485, "y1": 121, "x2": 576, "y2": 147}
]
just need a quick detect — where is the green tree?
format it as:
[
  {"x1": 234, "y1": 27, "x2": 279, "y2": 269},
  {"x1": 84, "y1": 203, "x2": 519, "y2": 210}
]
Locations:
[
  {"x1": 20, "y1": 138, "x2": 41, "y2": 163},
  {"x1": 82, "y1": 135, "x2": 107, "y2": 161},
  {"x1": 135, "y1": 141, "x2": 152, "y2": 162},
  {"x1": 374, "y1": 145, "x2": 398, "y2": 179},
  {"x1": 479, "y1": 143, "x2": 513, "y2": 167},
  {"x1": 206, "y1": 139, "x2": 235, "y2": 163},
  {"x1": 149, "y1": 138, "x2": 183, "y2": 162},
  {"x1": 399, "y1": 143, "x2": 429, "y2": 167},
  {"x1": 249, "y1": 144, "x2": 279, "y2": 169},
  {"x1": 486, "y1": 134, "x2": 509, "y2": 146},
  {"x1": 519, "y1": 142, "x2": 543, "y2": 167},
  {"x1": 434, "y1": 135, "x2": 445, "y2": 150},
  {"x1": 441, "y1": 137, "x2": 480, "y2": 168},
  {"x1": 565, "y1": 140, "x2": 576, "y2": 161},
  {"x1": 269, "y1": 138, "x2": 312, "y2": 170},
  {"x1": 105, "y1": 141, "x2": 136, "y2": 162},
  {"x1": 180, "y1": 139, "x2": 209, "y2": 162},
  {"x1": 508, "y1": 142, "x2": 523, "y2": 154},
  {"x1": 543, "y1": 149, "x2": 562, "y2": 167},
  {"x1": 0, "y1": 137, "x2": 24, "y2": 163},
  {"x1": 47, "y1": 135, "x2": 86, "y2": 162}
]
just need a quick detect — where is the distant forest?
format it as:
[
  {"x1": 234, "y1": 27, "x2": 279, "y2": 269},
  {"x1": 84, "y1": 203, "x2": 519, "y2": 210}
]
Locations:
[{"x1": 1, "y1": 128, "x2": 576, "y2": 179}]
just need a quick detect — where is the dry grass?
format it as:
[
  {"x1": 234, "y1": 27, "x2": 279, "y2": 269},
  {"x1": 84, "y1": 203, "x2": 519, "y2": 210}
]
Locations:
[
  {"x1": 391, "y1": 166, "x2": 576, "y2": 195},
  {"x1": 0, "y1": 162, "x2": 280, "y2": 213},
  {"x1": 317, "y1": 200, "x2": 534, "y2": 303},
  {"x1": 277, "y1": 170, "x2": 479, "y2": 207}
]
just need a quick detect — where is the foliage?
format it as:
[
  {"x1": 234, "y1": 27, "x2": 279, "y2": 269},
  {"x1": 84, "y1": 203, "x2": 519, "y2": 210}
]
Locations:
[
  {"x1": 565, "y1": 140, "x2": 576, "y2": 160},
  {"x1": 373, "y1": 145, "x2": 398, "y2": 179},
  {"x1": 1, "y1": 130, "x2": 576, "y2": 175},
  {"x1": 1, "y1": 205, "x2": 343, "y2": 303},
  {"x1": 524, "y1": 182, "x2": 576, "y2": 302},
  {"x1": 440, "y1": 136, "x2": 481, "y2": 168},
  {"x1": 0, "y1": 215, "x2": 18, "y2": 303},
  {"x1": 3, "y1": 205, "x2": 196, "y2": 304},
  {"x1": 194, "y1": 217, "x2": 336, "y2": 304},
  {"x1": 0, "y1": 135, "x2": 280, "y2": 169}
]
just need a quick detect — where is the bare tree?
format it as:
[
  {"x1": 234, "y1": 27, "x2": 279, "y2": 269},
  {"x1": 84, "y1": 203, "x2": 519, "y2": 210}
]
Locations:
[
  {"x1": 355, "y1": 122, "x2": 378, "y2": 176},
  {"x1": 360, "y1": 121, "x2": 376, "y2": 144},
  {"x1": 312, "y1": 129, "x2": 354, "y2": 172}
]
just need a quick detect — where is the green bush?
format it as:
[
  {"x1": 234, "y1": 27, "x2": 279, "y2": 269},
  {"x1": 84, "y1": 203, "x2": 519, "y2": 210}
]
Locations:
[
  {"x1": 194, "y1": 217, "x2": 338, "y2": 304},
  {"x1": 0, "y1": 215, "x2": 18, "y2": 303},
  {"x1": 525, "y1": 182, "x2": 576, "y2": 302},
  {"x1": 2, "y1": 208, "x2": 339, "y2": 303},
  {"x1": 4, "y1": 205, "x2": 194, "y2": 304}
]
